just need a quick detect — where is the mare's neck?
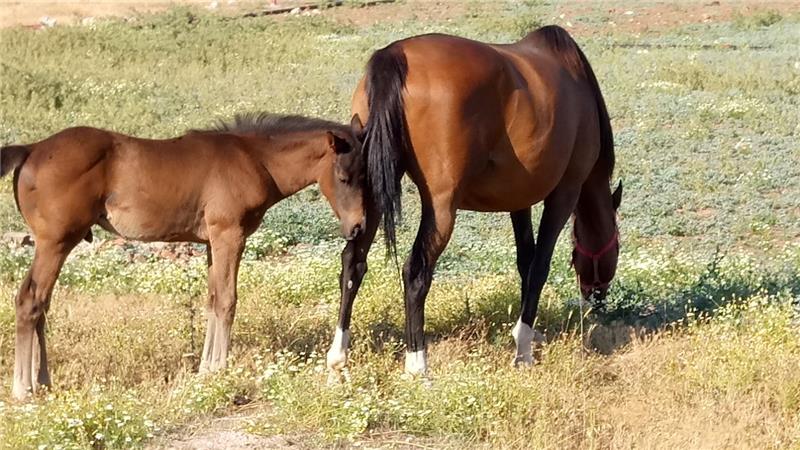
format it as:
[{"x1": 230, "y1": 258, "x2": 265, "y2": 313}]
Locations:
[{"x1": 574, "y1": 169, "x2": 616, "y2": 250}]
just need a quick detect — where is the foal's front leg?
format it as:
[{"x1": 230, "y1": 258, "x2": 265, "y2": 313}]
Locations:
[
  {"x1": 201, "y1": 228, "x2": 245, "y2": 372},
  {"x1": 326, "y1": 201, "x2": 379, "y2": 381}
]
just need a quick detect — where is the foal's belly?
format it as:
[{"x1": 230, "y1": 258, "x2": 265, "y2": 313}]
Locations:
[{"x1": 98, "y1": 196, "x2": 208, "y2": 243}]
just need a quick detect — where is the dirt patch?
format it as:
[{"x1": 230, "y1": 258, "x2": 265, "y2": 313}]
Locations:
[
  {"x1": 147, "y1": 410, "x2": 301, "y2": 450},
  {"x1": 147, "y1": 408, "x2": 448, "y2": 449},
  {"x1": 154, "y1": 430, "x2": 296, "y2": 450},
  {"x1": 4, "y1": 0, "x2": 797, "y2": 32},
  {"x1": 0, "y1": 0, "x2": 310, "y2": 28},
  {"x1": 1, "y1": 0, "x2": 185, "y2": 28},
  {"x1": 552, "y1": 1, "x2": 800, "y2": 37},
  {"x1": 325, "y1": 0, "x2": 469, "y2": 28},
  {"x1": 321, "y1": 0, "x2": 800, "y2": 35}
]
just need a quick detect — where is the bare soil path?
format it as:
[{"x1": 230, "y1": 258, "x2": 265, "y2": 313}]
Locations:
[{"x1": 0, "y1": 0, "x2": 313, "y2": 28}]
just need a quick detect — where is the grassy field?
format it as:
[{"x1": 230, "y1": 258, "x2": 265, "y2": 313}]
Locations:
[{"x1": 1, "y1": 1, "x2": 799, "y2": 448}]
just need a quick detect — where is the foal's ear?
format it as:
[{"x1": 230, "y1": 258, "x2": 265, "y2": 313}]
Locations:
[
  {"x1": 612, "y1": 180, "x2": 623, "y2": 210},
  {"x1": 326, "y1": 131, "x2": 351, "y2": 154},
  {"x1": 350, "y1": 114, "x2": 365, "y2": 138}
]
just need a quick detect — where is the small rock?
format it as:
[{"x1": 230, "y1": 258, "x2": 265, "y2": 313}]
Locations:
[
  {"x1": 623, "y1": 10, "x2": 634, "y2": 16},
  {"x1": 39, "y1": 16, "x2": 57, "y2": 27},
  {"x1": 3, "y1": 232, "x2": 34, "y2": 247},
  {"x1": 289, "y1": 7, "x2": 301, "y2": 15},
  {"x1": 207, "y1": 1, "x2": 219, "y2": 9},
  {"x1": 80, "y1": 16, "x2": 95, "y2": 26}
]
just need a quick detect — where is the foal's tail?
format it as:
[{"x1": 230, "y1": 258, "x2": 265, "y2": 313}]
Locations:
[
  {"x1": 363, "y1": 43, "x2": 410, "y2": 259},
  {"x1": 0, "y1": 145, "x2": 30, "y2": 178},
  {"x1": 527, "y1": 25, "x2": 615, "y2": 178},
  {"x1": 1, "y1": 145, "x2": 30, "y2": 217}
]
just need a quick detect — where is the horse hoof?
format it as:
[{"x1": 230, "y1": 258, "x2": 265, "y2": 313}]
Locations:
[
  {"x1": 399, "y1": 370, "x2": 433, "y2": 388},
  {"x1": 512, "y1": 354, "x2": 537, "y2": 368},
  {"x1": 326, "y1": 371, "x2": 341, "y2": 386},
  {"x1": 326, "y1": 368, "x2": 349, "y2": 386},
  {"x1": 325, "y1": 350, "x2": 348, "y2": 373},
  {"x1": 11, "y1": 383, "x2": 33, "y2": 402}
]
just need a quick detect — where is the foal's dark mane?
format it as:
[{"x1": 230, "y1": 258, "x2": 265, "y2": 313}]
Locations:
[{"x1": 199, "y1": 112, "x2": 350, "y2": 137}]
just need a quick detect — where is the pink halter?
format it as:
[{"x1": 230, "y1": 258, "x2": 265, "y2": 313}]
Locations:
[{"x1": 572, "y1": 229, "x2": 619, "y2": 292}]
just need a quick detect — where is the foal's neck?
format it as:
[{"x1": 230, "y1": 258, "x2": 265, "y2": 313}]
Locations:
[{"x1": 256, "y1": 132, "x2": 330, "y2": 198}]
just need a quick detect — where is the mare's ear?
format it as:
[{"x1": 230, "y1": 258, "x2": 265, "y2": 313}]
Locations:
[
  {"x1": 350, "y1": 114, "x2": 365, "y2": 138},
  {"x1": 326, "y1": 131, "x2": 351, "y2": 154},
  {"x1": 612, "y1": 180, "x2": 623, "y2": 210}
]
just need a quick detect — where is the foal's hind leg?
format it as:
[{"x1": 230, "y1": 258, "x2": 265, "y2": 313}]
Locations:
[
  {"x1": 513, "y1": 186, "x2": 579, "y2": 366},
  {"x1": 199, "y1": 245, "x2": 216, "y2": 373},
  {"x1": 204, "y1": 228, "x2": 245, "y2": 372},
  {"x1": 12, "y1": 239, "x2": 74, "y2": 400},
  {"x1": 402, "y1": 195, "x2": 456, "y2": 375}
]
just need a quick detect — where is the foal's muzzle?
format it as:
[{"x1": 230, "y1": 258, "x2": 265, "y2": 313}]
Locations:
[
  {"x1": 581, "y1": 285, "x2": 608, "y2": 309},
  {"x1": 343, "y1": 217, "x2": 366, "y2": 241}
]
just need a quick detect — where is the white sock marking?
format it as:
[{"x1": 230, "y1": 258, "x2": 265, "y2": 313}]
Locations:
[
  {"x1": 404, "y1": 349, "x2": 428, "y2": 375},
  {"x1": 512, "y1": 318, "x2": 535, "y2": 366},
  {"x1": 326, "y1": 327, "x2": 351, "y2": 371}
]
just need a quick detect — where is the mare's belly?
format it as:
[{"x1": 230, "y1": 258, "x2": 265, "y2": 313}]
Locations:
[
  {"x1": 456, "y1": 155, "x2": 560, "y2": 212},
  {"x1": 457, "y1": 175, "x2": 548, "y2": 212}
]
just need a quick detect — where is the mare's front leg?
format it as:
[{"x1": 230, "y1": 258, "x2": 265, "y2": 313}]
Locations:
[
  {"x1": 326, "y1": 201, "x2": 379, "y2": 381},
  {"x1": 403, "y1": 195, "x2": 456, "y2": 375},
  {"x1": 203, "y1": 227, "x2": 245, "y2": 372},
  {"x1": 13, "y1": 239, "x2": 75, "y2": 400},
  {"x1": 512, "y1": 187, "x2": 579, "y2": 366},
  {"x1": 510, "y1": 208, "x2": 536, "y2": 302}
]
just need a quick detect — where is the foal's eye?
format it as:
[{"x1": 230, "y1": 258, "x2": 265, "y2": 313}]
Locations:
[{"x1": 338, "y1": 176, "x2": 349, "y2": 184}]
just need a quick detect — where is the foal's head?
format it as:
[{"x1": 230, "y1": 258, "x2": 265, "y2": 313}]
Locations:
[
  {"x1": 318, "y1": 114, "x2": 367, "y2": 241},
  {"x1": 572, "y1": 181, "x2": 623, "y2": 307}
]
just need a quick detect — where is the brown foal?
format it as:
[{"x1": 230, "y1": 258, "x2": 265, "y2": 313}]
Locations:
[
  {"x1": 327, "y1": 25, "x2": 622, "y2": 376},
  {"x1": 0, "y1": 113, "x2": 366, "y2": 400}
]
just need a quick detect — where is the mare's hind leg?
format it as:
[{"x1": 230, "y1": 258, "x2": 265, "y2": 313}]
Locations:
[
  {"x1": 204, "y1": 227, "x2": 245, "y2": 372},
  {"x1": 326, "y1": 199, "x2": 379, "y2": 381},
  {"x1": 199, "y1": 245, "x2": 216, "y2": 373},
  {"x1": 513, "y1": 186, "x2": 579, "y2": 366},
  {"x1": 12, "y1": 239, "x2": 75, "y2": 400},
  {"x1": 403, "y1": 195, "x2": 456, "y2": 375}
]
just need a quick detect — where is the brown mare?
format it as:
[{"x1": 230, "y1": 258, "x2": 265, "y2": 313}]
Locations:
[
  {"x1": 0, "y1": 113, "x2": 366, "y2": 400},
  {"x1": 326, "y1": 26, "x2": 622, "y2": 376}
]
